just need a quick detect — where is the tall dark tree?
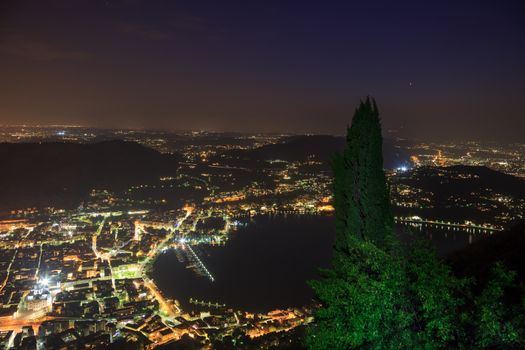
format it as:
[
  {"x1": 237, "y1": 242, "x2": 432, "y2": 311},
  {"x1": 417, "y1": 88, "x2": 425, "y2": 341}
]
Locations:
[
  {"x1": 308, "y1": 98, "x2": 415, "y2": 349},
  {"x1": 332, "y1": 97, "x2": 394, "y2": 252},
  {"x1": 308, "y1": 99, "x2": 459, "y2": 349}
]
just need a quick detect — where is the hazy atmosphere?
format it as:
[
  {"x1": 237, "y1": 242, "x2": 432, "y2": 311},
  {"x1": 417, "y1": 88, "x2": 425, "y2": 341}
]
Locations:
[{"x1": 1, "y1": 0, "x2": 524, "y2": 140}]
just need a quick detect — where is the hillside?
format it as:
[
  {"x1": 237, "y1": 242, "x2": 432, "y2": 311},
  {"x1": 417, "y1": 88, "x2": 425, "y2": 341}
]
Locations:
[
  {"x1": 0, "y1": 140, "x2": 182, "y2": 211},
  {"x1": 391, "y1": 165, "x2": 525, "y2": 225},
  {"x1": 450, "y1": 221, "x2": 525, "y2": 288},
  {"x1": 216, "y1": 135, "x2": 409, "y2": 169},
  {"x1": 406, "y1": 165, "x2": 525, "y2": 199}
]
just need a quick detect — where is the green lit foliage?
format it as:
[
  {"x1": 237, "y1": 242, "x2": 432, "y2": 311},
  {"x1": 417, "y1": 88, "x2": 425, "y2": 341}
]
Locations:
[
  {"x1": 471, "y1": 263, "x2": 525, "y2": 349},
  {"x1": 308, "y1": 98, "x2": 525, "y2": 350},
  {"x1": 308, "y1": 237, "x2": 467, "y2": 349},
  {"x1": 308, "y1": 237, "x2": 413, "y2": 350},
  {"x1": 403, "y1": 238, "x2": 466, "y2": 349}
]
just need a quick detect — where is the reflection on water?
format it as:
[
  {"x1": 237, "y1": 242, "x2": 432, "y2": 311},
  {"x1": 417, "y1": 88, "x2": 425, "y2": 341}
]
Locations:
[
  {"x1": 150, "y1": 215, "x2": 492, "y2": 312},
  {"x1": 397, "y1": 221, "x2": 495, "y2": 256}
]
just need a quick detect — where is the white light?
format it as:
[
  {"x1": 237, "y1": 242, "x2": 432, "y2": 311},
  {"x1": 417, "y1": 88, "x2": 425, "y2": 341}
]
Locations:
[{"x1": 40, "y1": 277, "x2": 49, "y2": 286}]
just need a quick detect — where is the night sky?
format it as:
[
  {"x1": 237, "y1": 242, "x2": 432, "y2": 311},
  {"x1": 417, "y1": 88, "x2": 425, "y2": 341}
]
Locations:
[{"x1": 1, "y1": 0, "x2": 524, "y2": 141}]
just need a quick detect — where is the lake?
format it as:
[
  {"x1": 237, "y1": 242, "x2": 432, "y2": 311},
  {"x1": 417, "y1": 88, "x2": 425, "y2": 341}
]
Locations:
[{"x1": 150, "y1": 214, "x2": 492, "y2": 312}]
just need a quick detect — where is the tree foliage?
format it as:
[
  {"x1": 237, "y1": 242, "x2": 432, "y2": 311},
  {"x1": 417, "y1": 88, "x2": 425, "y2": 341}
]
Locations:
[
  {"x1": 308, "y1": 237, "x2": 413, "y2": 350},
  {"x1": 332, "y1": 98, "x2": 393, "y2": 252},
  {"x1": 307, "y1": 98, "x2": 525, "y2": 350},
  {"x1": 471, "y1": 263, "x2": 525, "y2": 349}
]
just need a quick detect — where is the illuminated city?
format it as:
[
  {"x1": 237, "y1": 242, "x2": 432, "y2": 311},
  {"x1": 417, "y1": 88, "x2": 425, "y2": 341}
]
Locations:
[{"x1": 0, "y1": 126, "x2": 523, "y2": 348}]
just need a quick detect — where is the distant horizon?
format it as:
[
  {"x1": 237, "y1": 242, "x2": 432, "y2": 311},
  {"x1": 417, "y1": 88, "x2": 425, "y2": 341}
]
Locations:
[{"x1": 1, "y1": 123, "x2": 524, "y2": 144}]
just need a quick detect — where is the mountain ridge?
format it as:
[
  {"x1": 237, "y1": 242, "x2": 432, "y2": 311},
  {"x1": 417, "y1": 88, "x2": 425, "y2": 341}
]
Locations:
[{"x1": 0, "y1": 140, "x2": 182, "y2": 211}]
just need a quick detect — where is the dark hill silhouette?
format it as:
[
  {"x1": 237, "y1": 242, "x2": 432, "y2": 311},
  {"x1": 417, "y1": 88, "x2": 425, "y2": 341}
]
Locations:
[
  {"x1": 0, "y1": 140, "x2": 182, "y2": 211},
  {"x1": 392, "y1": 165, "x2": 525, "y2": 225},
  {"x1": 450, "y1": 221, "x2": 525, "y2": 288},
  {"x1": 218, "y1": 135, "x2": 408, "y2": 168},
  {"x1": 405, "y1": 165, "x2": 525, "y2": 200}
]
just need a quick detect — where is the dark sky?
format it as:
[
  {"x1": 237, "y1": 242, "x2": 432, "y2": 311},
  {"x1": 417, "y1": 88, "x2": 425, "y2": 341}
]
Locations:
[{"x1": 1, "y1": 0, "x2": 524, "y2": 141}]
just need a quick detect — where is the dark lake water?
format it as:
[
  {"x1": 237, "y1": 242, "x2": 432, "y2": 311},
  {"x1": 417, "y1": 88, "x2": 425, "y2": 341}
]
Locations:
[
  {"x1": 151, "y1": 215, "x2": 335, "y2": 312},
  {"x1": 150, "y1": 215, "x2": 493, "y2": 312}
]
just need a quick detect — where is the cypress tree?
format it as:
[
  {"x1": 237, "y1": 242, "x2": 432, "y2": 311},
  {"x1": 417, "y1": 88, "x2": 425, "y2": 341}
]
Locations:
[
  {"x1": 333, "y1": 97, "x2": 394, "y2": 252},
  {"x1": 307, "y1": 98, "x2": 413, "y2": 349}
]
